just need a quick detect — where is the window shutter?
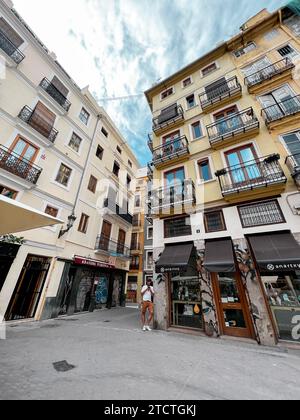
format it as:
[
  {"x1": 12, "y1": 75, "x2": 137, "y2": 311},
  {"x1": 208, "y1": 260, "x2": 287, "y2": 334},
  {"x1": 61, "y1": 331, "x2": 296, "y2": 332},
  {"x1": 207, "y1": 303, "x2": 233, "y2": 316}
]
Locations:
[
  {"x1": 0, "y1": 18, "x2": 24, "y2": 48},
  {"x1": 158, "y1": 104, "x2": 178, "y2": 124},
  {"x1": 51, "y1": 76, "x2": 69, "y2": 97},
  {"x1": 31, "y1": 101, "x2": 56, "y2": 137}
]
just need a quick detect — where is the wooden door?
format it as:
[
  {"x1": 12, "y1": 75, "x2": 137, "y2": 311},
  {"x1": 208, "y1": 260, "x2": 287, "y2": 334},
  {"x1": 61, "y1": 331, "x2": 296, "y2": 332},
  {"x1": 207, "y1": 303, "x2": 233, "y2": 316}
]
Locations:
[
  {"x1": 101, "y1": 221, "x2": 112, "y2": 251},
  {"x1": 117, "y1": 229, "x2": 126, "y2": 254}
]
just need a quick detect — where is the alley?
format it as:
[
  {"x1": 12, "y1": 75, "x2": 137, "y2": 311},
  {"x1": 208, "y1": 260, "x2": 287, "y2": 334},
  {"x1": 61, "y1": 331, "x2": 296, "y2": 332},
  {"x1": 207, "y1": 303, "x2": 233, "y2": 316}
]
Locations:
[{"x1": 0, "y1": 307, "x2": 300, "y2": 400}]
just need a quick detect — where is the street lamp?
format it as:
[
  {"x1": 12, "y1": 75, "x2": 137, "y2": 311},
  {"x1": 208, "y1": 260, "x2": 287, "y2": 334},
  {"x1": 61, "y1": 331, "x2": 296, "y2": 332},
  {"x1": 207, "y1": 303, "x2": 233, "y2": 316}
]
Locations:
[{"x1": 58, "y1": 213, "x2": 77, "y2": 239}]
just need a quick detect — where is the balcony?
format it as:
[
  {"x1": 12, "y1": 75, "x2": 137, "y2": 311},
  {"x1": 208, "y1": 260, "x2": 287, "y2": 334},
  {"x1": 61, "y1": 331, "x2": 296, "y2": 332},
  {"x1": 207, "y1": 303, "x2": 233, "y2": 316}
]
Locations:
[
  {"x1": 0, "y1": 30, "x2": 25, "y2": 64},
  {"x1": 130, "y1": 242, "x2": 141, "y2": 254},
  {"x1": 18, "y1": 106, "x2": 59, "y2": 143},
  {"x1": 261, "y1": 95, "x2": 300, "y2": 130},
  {"x1": 206, "y1": 107, "x2": 260, "y2": 149},
  {"x1": 199, "y1": 76, "x2": 242, "y2": 113},
  {"x1": 103, "y1": 198, "x2": 133, "y2": 225},
  {"x1": 215, "y1": 154, "x2": 287, "y2": 203},
  {"x1": 285, "y1": 153, "x2": 300, "y2": 188},
  {"x1": 152, "y1": 104, "x2": 184, "y2": 135},
  {"x1": 148, "y1": 134, "x2": 154, "y2": 152},
  {"x1": 149, "y1": 180, "x2": 196, "y2": 216},
  {"x1": 147, "y1": 161, "x2": 154, "y2": 181},
  {"x1": 245, "y1": 58, "x2": 295, "y2": 94},
  {"x1": 152, "y1": 135, "x2": 190, "y2": 169},
  {"x1": 95, "y1": 235, "x2": 130, "y2": 259},
  {"x1": 0, "y1": 145, "x2": 42, "y2": 184},
  {"x1": 39, "y1": 78, "x2": 72, "y2": 112}
]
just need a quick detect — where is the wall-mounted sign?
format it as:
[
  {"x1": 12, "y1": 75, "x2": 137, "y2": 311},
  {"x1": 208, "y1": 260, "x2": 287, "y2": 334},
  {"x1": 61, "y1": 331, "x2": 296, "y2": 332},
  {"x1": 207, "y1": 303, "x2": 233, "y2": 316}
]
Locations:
[{"x1": 74, "y1": 256, "x2": 115, "y2": 269}]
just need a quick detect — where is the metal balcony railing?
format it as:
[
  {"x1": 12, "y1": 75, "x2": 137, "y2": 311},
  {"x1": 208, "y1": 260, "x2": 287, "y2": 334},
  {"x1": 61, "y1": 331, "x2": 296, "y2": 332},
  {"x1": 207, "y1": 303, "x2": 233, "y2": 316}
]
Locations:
[
  {"x1": 95, "y1": 235, "x2": 130, "y2": 258},
  {"x1": 215, "y1": 154, "x2": 287, "y2": 196},
  {"x1": 153, "y1": 104, "x2": 184, "y2": 133},
  {"x1": 130, "y1": 242, "x2": 141, "y2": 252},
  {"x1": 150, "y1": 180, "x2": 196, "y2": 213},
  {"x1": 261, "y1": 95, "x2": 300, "y2": 125},
  {"x1": 18, "y1": 106, "x2": 59, "y2": 143},
  {"x1": 0, "y1": 145, "x2": 42, "y2": 184},
  {"x1": 39, "y1": 78, "x2": 72, "y2": 112},
  {"x1": 245, "y1": 58, "x2": 295, "y2": 88},
  {"x1": 0, "y1": 29, "x2": 25, "y2": 64},
  {"x1": 152, "y1": 135, "x2": 189, "y2": 166},
  {"x1": 199, "y1": 76, "x2": 242, "y2": 110},
  {"x1": 285, "y1": 153, "x2": 300, "y2": 178},
  {"x1": 148, "y1": 134, "x2": 154, "y2": 152},
  {"x1": 147, "y1": 161, "x2": 154, "y2": 180},
  {"x1": 206, "y1": 107, "x2": 259, "y2": 145},
  {"x1": 103, "y1": 198, "x2": 133, "y2": 225}
]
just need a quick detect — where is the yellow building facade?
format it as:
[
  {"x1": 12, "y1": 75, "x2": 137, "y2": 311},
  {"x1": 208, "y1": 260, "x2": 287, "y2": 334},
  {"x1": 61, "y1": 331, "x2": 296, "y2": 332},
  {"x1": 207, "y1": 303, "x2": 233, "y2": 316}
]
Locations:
[{"x1": 146, "y1": 5, "x2": 300, "y2": 347}]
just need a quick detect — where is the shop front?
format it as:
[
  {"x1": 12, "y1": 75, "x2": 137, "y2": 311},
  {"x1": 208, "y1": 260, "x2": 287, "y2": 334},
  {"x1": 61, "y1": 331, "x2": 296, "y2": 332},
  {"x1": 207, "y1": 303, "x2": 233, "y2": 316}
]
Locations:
[
  {"x1": 156, "y1": 243, "x2": 203, "y2": 331},
  {"x1": 247, "y1": 232, "x2": 300, "y2": 344},
  {"x1": 53, "y1": 256, "x2": 127, "y2": 318}
]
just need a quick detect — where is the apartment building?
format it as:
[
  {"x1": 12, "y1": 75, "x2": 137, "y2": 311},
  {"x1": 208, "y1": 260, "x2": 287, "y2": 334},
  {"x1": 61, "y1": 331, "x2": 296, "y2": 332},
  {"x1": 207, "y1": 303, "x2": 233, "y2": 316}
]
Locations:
[
  {"x1": 127, "y1": 167, "x2": 149, "y2": 304},
  {"x1": 0, "y1": 0, "x2": 139, "y2": 322},
  {"x1": 145, "y1": 4, "x2": 300, "y2": 346}
]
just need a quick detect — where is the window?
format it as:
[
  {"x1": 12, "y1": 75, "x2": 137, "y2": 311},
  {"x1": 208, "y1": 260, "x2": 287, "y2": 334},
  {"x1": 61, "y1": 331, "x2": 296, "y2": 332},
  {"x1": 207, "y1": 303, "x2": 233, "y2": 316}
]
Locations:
[
  {"x1": 128, "y1": 160, "x2": 133, "y2": 168},
  {"x1": 131, "y1": 233, "x2": 139, "y2": 250},
  {"x1": 264, "y1": 29, "x2": 279, "y2": 41},
  {"x1": 55, "y1": 163, "x2": 72, "y2": 187},
  {"x1": 130, "y1": 257, "x2": 140, "y2": 270},
  {"x1": 135, "y1": 194, "x2": 141, "y2": 207},
  {"x1": 0, "y1": 185, "x2": 17, "y2": 199},
  {"x1": 164, "y1": 216, "x2": 192, "y2": 238},
  {"x1": 191, "y1": 121, "x2": 203, "y2": 139},
  {"x1": 127, "y1": 175, "x2": 132, "y2": 189},
  {"x1": 182, "y1": 77, "x2": 192, "y2": 88},
  {"x1": 186, "y1": 94, "x2": 196, "y2": 109},
  {"x1": 204, "y1": 211, "x2": 226, "y2": 233},
  {"x1": 238, "y1": 200, "x2": 285, "y2": 228},
  {"x1": 147, "y1": 227, "x2": 153, "y2": 240},
  {"x1": 0, "y1": 17, "x2": 24, "y2": 48},
  {"x1": 278, "y1": 44, "x2": 298, "y2": 58},
  {"x1": 79, "y1": 108, "x2": 90, "y2": 125},
  {"x1": 10, "y1": 136, "x2": 39, "y2": 163},
  {"x1": 78, "y1": 213, "x2": 89, "y2": 234},
  {"x1": 161, "y1": 87, "x2": 174, "y2": 100},
  {"x1": 96, "y1": 145, "x2": 104, "y2": 160},
  {"x1": 45, "y1": 205, "x2": 59, "y2": 218},
  {"x1": 233, "y1": 42, "x2": 256, "y2": 58},
  {"x1": 101, "y1": 127, "x2": 108, "y2": 137},
  {"x1": 68, "y1": 133, "x2": 82, "y2": 153},
  {"x1": 201, "y1": 62, "x2": 217, "y2": 76},
  {"x1": 117, "y1": 146, "x2": 122, "y2": 154},
  {"x1": 132, "y1": 214, "x2": 140, "y2": 227},
  {"x1": 198, "y1": 159, "x2": 212, "y2": 182},
  {"x1": 88, "y1": 175, "x2": 98, "y2": 193},
  {"x1": 113, "y1": 161, "x2": 120, "y2": 177},
  {"x1": 146, "y1": 252, "x2": 154, "y2": 270}
]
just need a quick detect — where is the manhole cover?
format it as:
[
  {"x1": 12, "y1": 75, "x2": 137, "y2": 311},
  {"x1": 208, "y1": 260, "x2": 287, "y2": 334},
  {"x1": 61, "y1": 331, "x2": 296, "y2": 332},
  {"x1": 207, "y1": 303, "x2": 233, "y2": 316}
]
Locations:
[{"x1": 53, "y1": 360, "x2": 76, "y2": 372}]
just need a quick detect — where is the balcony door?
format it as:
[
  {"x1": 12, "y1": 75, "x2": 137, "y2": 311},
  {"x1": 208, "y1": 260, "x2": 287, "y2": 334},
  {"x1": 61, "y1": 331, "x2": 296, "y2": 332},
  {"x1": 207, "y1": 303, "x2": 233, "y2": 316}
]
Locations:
[
  {"x1": 225, "y1": 145, "x2": 261, "y2": 186},
  {"x1": 214, "y1": 106, "x2": 240, "y2": 135},
  {"x1": 282, "y1": 132, "x2": 300, "y2": 166},
  {"x1": 30, "y1": 101, "x2": 56, "y2": 138},
  {"x1": 100, "y1": 221, "x2": 112, "y2": 251},
  {"x1": 117, "y1": 229, "x2": 126, "y2": 255},
  {"x1": 260, "y1": 86, "x2": 300, "y2": 120},
  {"x1": 205, "y1": 77, "x2": 229, "y2": 101},
  {"x1": 243, "y1": 57, "x2": 272, "y2": 84},
  {"x1": 164, "y1": 167, "x2": 185, "y2": 205},
  {"x1": 10, "y1": 137, "x2": 38, "y2": 163},
  {"x1": 162, "y1": 130, "x2": 181, "y2": 156}
]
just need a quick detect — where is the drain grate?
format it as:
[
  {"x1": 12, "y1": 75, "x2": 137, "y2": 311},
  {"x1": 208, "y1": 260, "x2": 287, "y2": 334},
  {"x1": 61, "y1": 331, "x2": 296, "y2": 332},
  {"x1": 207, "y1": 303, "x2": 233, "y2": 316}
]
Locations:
[{"x1": 53, "y1": 360, "x2": 76, "y2": 372}]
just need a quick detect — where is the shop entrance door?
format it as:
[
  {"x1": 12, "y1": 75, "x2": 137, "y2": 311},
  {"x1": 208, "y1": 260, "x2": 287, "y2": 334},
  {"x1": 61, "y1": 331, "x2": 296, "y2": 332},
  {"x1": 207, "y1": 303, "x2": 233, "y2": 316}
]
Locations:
[
  {"x1": 213, "y1": 273, "x2": 254, "y2": 339},
  {"x1": 5, "y1": 255, "x2": 51, "y2": 321}
]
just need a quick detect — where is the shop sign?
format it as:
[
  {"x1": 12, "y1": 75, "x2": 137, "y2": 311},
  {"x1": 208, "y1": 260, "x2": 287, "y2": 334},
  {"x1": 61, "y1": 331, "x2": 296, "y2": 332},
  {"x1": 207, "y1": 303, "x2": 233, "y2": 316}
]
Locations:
[
  {"x1": 265, "y1": 263, "x2": 300, "y2": 272},
  {"x1": 74, "y1": 256, "x2": 115, "y2": 269},
  {"x1": 157, "y1": 267, "x2": 181, "y2": 274}
]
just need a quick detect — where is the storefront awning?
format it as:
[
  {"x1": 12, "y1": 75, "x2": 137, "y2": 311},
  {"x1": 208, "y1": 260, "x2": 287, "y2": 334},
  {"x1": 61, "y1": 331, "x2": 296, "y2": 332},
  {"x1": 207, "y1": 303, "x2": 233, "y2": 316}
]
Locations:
[
  {"x1": 203, "y1": 239, "x2": 236, "y2": 273},
  {"x1": 248, "y1": 232, "x2": 300, "y2": 272},
  {"x1": 0, "y1": 195, "x2": 63, "y2": 235},
  {"x1": 156, "y1": 243, "x2": 195, "y2": 274}
]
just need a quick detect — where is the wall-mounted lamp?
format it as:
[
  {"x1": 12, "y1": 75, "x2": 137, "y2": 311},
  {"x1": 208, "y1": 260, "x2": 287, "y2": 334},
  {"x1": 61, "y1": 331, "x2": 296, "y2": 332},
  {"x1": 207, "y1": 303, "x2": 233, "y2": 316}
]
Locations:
[{"x1": 58, "y1": 213, "x2": 77, "y2": 239}]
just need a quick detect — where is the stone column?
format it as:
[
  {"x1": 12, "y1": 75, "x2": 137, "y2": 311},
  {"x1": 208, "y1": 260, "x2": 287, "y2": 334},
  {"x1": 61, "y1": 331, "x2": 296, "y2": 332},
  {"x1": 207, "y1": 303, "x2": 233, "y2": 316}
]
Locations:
[{"x1": 153, "y1": 246, "x2": 169, "y2": 330}]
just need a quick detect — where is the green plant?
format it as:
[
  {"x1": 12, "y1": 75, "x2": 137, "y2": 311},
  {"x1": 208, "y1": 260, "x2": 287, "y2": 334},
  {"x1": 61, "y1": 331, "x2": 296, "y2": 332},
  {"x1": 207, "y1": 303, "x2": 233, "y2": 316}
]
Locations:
[{"x1": 0, "y1": 235, "x2": 25, "y2": 245}]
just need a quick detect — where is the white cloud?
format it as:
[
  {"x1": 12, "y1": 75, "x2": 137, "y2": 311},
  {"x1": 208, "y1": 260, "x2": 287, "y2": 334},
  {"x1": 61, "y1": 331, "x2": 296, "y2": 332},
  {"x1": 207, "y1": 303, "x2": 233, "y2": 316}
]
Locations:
[{"x1": 13, "y1": 0, "x2": 287, "y2": 164}]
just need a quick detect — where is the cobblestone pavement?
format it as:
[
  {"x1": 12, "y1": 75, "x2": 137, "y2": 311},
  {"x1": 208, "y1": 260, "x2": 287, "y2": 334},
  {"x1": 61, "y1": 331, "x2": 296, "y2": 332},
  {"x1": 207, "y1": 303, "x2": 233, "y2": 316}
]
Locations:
[{"x1": 0, "y1": 307, "x2": 299, "y2": 400}]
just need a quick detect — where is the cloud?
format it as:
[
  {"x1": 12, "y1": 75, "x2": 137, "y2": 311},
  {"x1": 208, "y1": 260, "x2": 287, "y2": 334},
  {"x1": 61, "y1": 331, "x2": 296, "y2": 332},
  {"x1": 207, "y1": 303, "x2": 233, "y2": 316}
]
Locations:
[{"x1": 13, "y1": 0, "x2": 287, "y2": 165}]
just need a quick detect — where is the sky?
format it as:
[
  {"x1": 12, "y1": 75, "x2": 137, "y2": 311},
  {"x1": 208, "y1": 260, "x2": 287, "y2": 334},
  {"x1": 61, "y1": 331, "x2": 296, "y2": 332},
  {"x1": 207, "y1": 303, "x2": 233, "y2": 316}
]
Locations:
[{"x1": 13, "y1": 0, "x2": 287, "y2": 166}]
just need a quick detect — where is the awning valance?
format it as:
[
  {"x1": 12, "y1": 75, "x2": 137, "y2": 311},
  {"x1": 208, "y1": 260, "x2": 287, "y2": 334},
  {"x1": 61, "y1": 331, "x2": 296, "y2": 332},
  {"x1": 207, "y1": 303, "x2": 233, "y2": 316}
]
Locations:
[
  {"x1": 155, "y1": 243, "x2": 196, "y2": 274},
  {"x1": 203, "y1": 239, "x2": 236, "y2": 273},
  {"x1": 248, "y1": 232, "x2": 300, "y2": 272}
]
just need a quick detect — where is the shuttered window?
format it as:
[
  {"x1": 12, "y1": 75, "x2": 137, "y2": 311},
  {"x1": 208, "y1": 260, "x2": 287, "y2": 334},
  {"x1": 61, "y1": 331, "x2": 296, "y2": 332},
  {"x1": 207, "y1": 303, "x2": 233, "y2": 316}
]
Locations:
[
  {"x1": 31, "y1": 102, "x2": 56, "y2": 138},
  {"x1": 0, "y1": 17, "x2": 24, "y2": 48},
  {"x1": 51, "y1": 76, "x2": 69, "y2": 98}
]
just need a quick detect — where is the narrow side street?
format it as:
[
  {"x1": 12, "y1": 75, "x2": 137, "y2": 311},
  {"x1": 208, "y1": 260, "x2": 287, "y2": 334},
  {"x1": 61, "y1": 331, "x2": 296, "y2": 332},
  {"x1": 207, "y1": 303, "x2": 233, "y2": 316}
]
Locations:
[{"x1": 0, "y1": 307, "x2": 299, "y2": 401}]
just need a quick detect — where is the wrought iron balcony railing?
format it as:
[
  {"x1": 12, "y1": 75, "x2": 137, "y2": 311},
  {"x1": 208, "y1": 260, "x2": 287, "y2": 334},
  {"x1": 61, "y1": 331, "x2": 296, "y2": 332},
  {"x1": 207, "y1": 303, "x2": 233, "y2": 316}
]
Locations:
[
  {"x1": 245, "y1": 58, "x2": 295, "y2": 88},
  {"x1": 261, "y1": 95, "x2": 300, "y2": 126},
  {"x1": 95, "y1": 235, "x2": 130, "y2": 258},
  {"x1": 150, "y1": 180, "x2": 196, "y2": 213},
  {"x1": 148, "y1": 134, "x2": 154, "y2": 152},
  {"x1": 215, "y1": 154, "x2": 287, "y2": 196},
  {"x1": 285, "y1": 153, "x2": 300, "y2": 179},
  {"x1": 153, "y1": 104, "x2": 184, "y2": 133},
  {"x1": 103, "y1": 198, "x2": 133, "y2": 225},
  {"x1": 0, "y1": 29, "x2": 25, "y2": 64},
  {"x1": 18, "y1": 106, "x2": 59, "y2": 143},
  {"x1": 39, "y1": 78, "x2": 72, "y2": 112},
  {"x1": 0, "y1": 145, "x2": 42, "y2": 184},
  {"x1": 206, "y1": 107, "x2": 259, "y2": 146},
  {"x1": 152, "y1": 135, "x2": 189, "y2": 167},
  {"x1": 199, "y1": 76, "x2": 242, "y2": 110}
]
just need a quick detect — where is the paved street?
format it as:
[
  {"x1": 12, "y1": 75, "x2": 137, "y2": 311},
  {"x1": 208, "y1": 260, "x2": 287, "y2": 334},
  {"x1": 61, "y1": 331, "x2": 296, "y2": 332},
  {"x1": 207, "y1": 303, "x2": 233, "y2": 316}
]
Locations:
[{"x1": 0, "y1": 307, "x2": 300, "y2": 400}]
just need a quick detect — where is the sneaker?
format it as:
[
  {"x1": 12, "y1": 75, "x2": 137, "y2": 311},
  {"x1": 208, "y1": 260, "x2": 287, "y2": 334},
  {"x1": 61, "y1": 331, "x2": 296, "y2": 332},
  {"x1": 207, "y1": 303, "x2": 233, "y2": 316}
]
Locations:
[
  {"x1": 142, "y1": 326, "x2": 147, "y2": 331},
  {"x1": 146, "y1": 326, "x2": 152, "y2": 332}
]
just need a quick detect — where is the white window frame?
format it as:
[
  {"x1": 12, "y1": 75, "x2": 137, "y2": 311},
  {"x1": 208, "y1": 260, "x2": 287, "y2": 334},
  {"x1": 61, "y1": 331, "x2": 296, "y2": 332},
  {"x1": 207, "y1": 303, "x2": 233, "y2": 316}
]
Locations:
[
  {"x1": 233, "y1": 42, "x2": 257, "y2": 58},
  {"x1": 147, "y1": 226, "x2": 153, "y2": 240},
  {"x1": 181, "y1": 76, "x2": 193, "y2": 89},
  {"x1": 195, "y1": 156, "x2": 216, "y2": 185},
  {"x1": 79, "y1": 107, "x2": 91, "y2": 127},
  {"x1": 189, "y1": 119, "x2": 205, "y2": 141},
  {"x1": 277, "y1": 43, "x2": 299, "y2": 60},
  {"x1": 42, "y1": 202, "x2": 62, "y2": 232},
  {"x1": 146, "y1": 250, "x2": 154, "y2": 271},
  {"x1": 160, "y1": 86, "x2": 175, "y2": 101},
  {"x1": 67, "y1": 131, "x2": 83, "y2": 155},
  {"x1": 185, "y1": 93, "x2": 198, "y2": 111},
  {"x1": 200, "y1": 61, "x2": 219, "y2": 78},
  {"x1": 52, "y1": 160, "x2": 74, "y2": 191}
]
